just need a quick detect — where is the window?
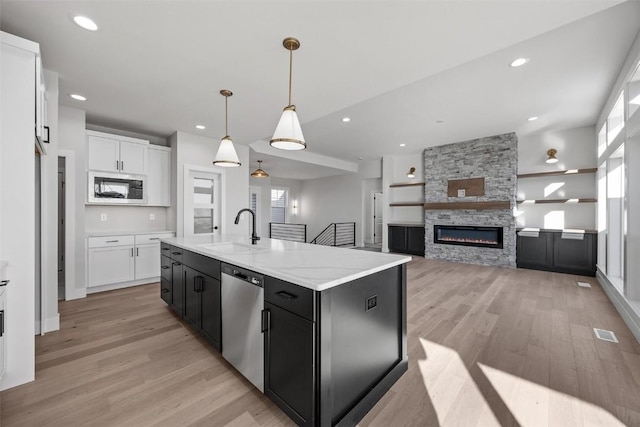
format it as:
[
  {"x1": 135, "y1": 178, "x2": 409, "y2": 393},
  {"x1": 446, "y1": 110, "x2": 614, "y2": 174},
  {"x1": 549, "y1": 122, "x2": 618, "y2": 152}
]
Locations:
[
  {"x1": 271, "y1": 188, "x2": 288, "y2": 223},
  {"x1": 249, "y1": 186, "x2": 261, "y2": 235},
  {"x1": 607, "y1": 93, "x2": 624, "y2": 144},
  {"x1": 628, "y1": 62, "x2": 640, "y2": 120}
]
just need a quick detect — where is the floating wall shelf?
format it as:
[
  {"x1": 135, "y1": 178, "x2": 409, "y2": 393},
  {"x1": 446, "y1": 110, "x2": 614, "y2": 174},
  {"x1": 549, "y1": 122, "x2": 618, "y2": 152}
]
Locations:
[
  {"x1": 424, "y1": 201, "x2": 510, "y2": 210},
  {"x1": 517, "y1": 168, "x2": 597, "y2": 179},
  {"x1": 389, "y1": 182, "x2": 426, "y2": 188},
  {"x1": 516, "y1": 198, "x2": 597, "y2": 204},
  {"x1": 389, "y1": 202, "x2": 424, "y2": 207}
]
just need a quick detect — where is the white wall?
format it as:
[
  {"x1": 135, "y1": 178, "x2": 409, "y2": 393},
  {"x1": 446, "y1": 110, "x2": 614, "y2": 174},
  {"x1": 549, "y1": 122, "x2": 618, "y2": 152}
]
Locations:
[
  {"x1": 362, "y1": 178, "x2": 382, "y2": 244},
  {"x1": 517, "y1": 126, "x2": 597, "y2": 230},
  {"x1": 0, "y1": 35, "x2": 37, "y2": 390},
  {"x1": 41, "y1": 70, "x2": 59, "y2": 332},
  {"x1": 299, "y1": 160, "x2": 381, "y2": 246},
  {"x1": 58, "y1": 106, "x2": 87, "y2": 299},
  {"x1": 171, "y1": 131, "x2": 250, "y2": 237}
]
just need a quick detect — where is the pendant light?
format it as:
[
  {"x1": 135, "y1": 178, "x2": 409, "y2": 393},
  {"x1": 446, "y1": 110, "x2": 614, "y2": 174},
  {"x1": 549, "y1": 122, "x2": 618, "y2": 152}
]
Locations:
[
  {"x1": 270, "y1": 37, "x2": 306, "y2": 151},
  {"x1": 213, "y1": 90, "x2": 241, "y2": 167},
  {"x1": 251, "y1": 160, "x2": 269, "y2": 178},
  {"x1": 546, "y1": 148, "x2": 559, "y2": 164}
]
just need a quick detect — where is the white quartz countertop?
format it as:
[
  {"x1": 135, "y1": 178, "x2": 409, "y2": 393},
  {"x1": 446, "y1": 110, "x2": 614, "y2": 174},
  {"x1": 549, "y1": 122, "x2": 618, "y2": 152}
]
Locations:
[
  {"x1": 162, "y1": 235, "x2": 411, "y2": 291},
  {"x1": 86, "y1": 230, "x2": 175, "y2": 237}
]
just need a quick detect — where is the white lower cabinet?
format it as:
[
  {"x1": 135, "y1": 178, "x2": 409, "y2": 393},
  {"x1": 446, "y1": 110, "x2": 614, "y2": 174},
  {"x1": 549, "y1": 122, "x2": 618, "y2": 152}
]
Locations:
[
  {"x1": 87, "y1": 232, "x2": 173, "y2": 290},
  {"x1": 0, "y1": 285, "x2": 6, "y2": 381}
]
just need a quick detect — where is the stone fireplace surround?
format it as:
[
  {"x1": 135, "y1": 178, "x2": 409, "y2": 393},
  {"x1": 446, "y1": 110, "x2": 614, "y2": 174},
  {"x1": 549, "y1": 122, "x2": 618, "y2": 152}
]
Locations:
[{"x1": 424, "y1": 133, "x2": 517, "y2": 267}]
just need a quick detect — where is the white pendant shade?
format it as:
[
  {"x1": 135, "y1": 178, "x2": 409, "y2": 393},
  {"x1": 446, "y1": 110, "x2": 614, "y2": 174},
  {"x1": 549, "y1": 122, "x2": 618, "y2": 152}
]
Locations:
[
  {"x1": 213, "y1": 136, "x2": 241, "y2": 167},
  {"x1": 270, "y1": 107, "x2": 306, "y2": 151}
]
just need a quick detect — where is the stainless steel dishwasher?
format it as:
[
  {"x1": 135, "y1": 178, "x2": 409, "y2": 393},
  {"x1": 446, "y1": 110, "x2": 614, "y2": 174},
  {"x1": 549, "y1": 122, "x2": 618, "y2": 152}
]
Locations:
[{"x1": 221, "y1": 263, "x2": 264, "y2": 392}]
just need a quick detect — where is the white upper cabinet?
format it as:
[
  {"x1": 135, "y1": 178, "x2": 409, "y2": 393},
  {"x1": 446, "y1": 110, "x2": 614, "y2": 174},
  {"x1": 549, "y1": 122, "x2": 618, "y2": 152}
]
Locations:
[
  {"x1": 147, "y1": 145, "x2": 171, "y2": 206},
  {"x1": 86, "y1": 130, "x2": 149, "y2": 175}
]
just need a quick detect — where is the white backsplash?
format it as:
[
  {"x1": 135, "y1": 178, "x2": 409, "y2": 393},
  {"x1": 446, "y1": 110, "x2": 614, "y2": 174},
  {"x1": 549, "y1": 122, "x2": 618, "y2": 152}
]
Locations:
[{"x1": 85, "y1": 205, "x2": 170, "y2": 233}]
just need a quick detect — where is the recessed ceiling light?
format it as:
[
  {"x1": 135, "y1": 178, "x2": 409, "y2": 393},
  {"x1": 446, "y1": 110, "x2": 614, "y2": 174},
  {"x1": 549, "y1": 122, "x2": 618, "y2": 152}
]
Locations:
[
  {"x1": 195, "y1": 125, "x2": 206, "y2": 130},
  {"x1": 509, "y1": 57, "x2": 529, "y2": 68},
  {"x1": 357, "y1": 157, "x2": 363, "y2": 160},
  {"x1": 342, "y1": 117, "x2": 351, "y2": 122},
  {"x1": 436, "y1": 120, "x2": 444, "y2": 124},
  {"x1": 73, "y1": 15, "x2": 98, "y2": 31},
  {"x1": 400, "y1": 144, "x2": 406, "y2": 147},
  {"x1": 528, "y1": 116, "x2": 539, "y2": 121},
  {"x1": 70, "y1": 94, "x2": 87, "y2": 101}
]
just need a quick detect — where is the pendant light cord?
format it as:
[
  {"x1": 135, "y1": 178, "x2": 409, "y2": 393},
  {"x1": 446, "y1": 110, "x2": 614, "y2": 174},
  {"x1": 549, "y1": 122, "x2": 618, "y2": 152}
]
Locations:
[
  {"x1": 288, "y1": 46, "x2": 293, "y2": 107},
  {"x1": 225, "y1": 94, "x2": 228, "y2": 136}
]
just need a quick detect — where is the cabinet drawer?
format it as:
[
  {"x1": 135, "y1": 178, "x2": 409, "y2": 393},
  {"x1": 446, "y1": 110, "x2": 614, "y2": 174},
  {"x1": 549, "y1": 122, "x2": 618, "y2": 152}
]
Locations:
[
  {"x1": 183, "y1": 250, "x2": 221, "y2": 279},
  {"x1": 135, "y1": 233, "x2": 173, "y2": 245},
  {"x1": 160, "y1": 242, "x2": 172, "y2": 256},
  {"x1": 265, "y1": 276, "x2": 315, "y2": 322},
  {"x1": 88, "y1": 235, "x2": 134, "y2": 248},
  {"x1": 161, "y1": 255, "x2": 172, "y2": 281},
  {"x1": 168, "y1": 245, "x2": 183, "y2": 263}
]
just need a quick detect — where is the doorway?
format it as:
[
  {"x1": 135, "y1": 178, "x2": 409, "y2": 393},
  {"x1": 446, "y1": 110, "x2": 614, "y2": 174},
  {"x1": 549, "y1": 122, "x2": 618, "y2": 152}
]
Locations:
[
  {"x1": 184, "y1": 168, "x2": 222, "y2": 237},
  {"x1": 373, "y1": 192, "x2": 383, "y2": 245},
  {"x1": 58, "y1": 157, "x2": 65, "y2": 300}
]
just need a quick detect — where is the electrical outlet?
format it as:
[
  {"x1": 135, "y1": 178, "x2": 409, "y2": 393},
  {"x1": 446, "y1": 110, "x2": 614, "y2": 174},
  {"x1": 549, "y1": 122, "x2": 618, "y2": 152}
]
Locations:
[
  {"x1": 149, "y1": 213, "x2": 155, "y2": 221},
  {"x1": 366, "y1": 295, "x2": 378, "y2": 311},
  {"x1": 100, "y1": 213, "x2": 107, "y2": 222}
]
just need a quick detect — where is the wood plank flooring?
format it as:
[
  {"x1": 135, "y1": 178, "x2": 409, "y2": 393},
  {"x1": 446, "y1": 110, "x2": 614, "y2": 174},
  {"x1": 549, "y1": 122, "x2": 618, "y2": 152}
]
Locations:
[{"x1": 2, "y1": 258, "x2": 640, "y2": 426}]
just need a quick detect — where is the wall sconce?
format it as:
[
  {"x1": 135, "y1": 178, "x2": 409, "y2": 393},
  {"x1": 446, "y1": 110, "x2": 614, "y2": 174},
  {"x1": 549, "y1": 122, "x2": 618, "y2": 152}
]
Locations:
[
  {"x1": 546, "y1": 148, "x2": 559, "y2": 164},
  {"x1": 407, "y1": 167, "x2": 416, "y2": 178},
  {"x1": 292, "y1": 200, "x2": 298, "y2": 214}
]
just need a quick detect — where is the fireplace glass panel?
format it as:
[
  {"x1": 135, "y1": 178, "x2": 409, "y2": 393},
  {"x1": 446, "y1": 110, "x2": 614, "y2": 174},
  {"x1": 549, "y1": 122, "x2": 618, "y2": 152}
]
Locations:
[{"x1": 434, "y1": 225, "x2": 503, "y2": 249}]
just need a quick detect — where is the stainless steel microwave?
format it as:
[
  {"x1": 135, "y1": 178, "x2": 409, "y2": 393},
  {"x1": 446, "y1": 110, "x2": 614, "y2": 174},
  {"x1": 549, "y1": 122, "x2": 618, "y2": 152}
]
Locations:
[{"x1": 87, "y1": 171, "x2": 147, "y2": 204}]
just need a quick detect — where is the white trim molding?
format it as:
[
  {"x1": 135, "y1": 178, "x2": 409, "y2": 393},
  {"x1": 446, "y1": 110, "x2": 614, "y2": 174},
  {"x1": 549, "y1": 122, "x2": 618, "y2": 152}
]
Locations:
[{"x1": 597, "y1": 268, "x2": 640, "y2": 344}]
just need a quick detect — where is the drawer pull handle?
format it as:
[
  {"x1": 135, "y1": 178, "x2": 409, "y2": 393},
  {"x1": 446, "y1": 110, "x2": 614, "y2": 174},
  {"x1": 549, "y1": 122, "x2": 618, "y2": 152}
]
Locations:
[
  {"x1": 173, "y1": 262, "x2": 181, "y2": 266},
  {"x1": 106, "y1": 240, "x2": 119, "y2": 243},
  {"x1": 275, "y1": 291, "x2": 297, "y2": 301},
  {"x1": 172, "y1": 252, "x2": 182, "y2": 255},
  {"x1": 161, "y1": 248, "x2": 169, "y2": 251},
  {"x1": 161, "y1": 289, "x2": 169, "y2": 294},
  {"x1": 149, "y1": 238, "x2": 160, "y2": 240},
  {"x1": 0, "y1": 280, "x2": 9, "y2": 286},
  {"x1": 161, "y1": 266, "x2": 170, "y2": 270}
]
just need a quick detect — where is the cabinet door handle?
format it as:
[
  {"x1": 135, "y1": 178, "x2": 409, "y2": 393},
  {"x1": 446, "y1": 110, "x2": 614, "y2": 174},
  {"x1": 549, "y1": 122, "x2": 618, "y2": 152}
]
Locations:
[
  {"x1": 106, "y1": 240, "x2": 119, "y2": 243},
  {"x1": 136, "y1": 248, "x2": 139, "y2": 257},
  {"x1": 198, "y1": 276, "x2": 204, "y2": 292},
  {"x1": 121, "y1": 160, "x2": 124, "y2": 171},
  {"x1": 275, "y1": 291, "x2": 297, "y2": 301},
  {"x1": 0, "y1": 310, "x2": 4, "y2": 337},
  {"x1": 261, "y1": 309, "x2": 270, "y2": 333},
  {"x1": 116, "y1": 160, "x2": 119, "y2": 171},
  {"x1": 161, "y1": 266, "x2": 170, "y2": 270},
  {"x1": 0, "y1": 280, "x2": 9, "y2": 286},
  {"x1": 131, "y1": 248, "x2": 134, "y2": 257},
  {"x1": 44, "y1": 126, "x2": 50, "y2": 143}
]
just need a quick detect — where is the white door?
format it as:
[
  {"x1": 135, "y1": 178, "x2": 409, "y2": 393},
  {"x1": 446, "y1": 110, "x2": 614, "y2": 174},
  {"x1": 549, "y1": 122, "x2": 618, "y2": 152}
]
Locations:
[
  {"x1": 135, "y1": 244, "x2": 161, "y2": 280},
  {"x1": 87, "y1": 135, "x2": 120, "y2": 172},
  {"x1": 249, "y1": 186, "x2": 261, "y2": 236},
  {"x1": 184, "y1": 169, "x2": 221, "y2": 237},
  {"x1": 87, "y1": 246, "x2": 135, "y2": 287},
  {"x1": 373, "y1": 192, "x2": 383, "y2": 244},
  {"x1": 119, "y1": 140, "x2": 148, "y2": 175}
]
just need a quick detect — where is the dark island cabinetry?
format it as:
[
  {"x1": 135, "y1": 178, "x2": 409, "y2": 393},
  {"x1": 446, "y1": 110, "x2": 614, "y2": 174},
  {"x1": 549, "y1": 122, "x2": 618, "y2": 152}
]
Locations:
[{"x1": 516, "y1": 230, "x2": 597, "y2": 276}]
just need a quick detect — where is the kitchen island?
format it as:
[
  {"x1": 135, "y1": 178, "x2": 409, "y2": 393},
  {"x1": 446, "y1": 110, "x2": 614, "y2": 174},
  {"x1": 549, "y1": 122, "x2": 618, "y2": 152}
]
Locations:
[{"x1": 160, "y1": 235, "x2": 410, "y2": 427}]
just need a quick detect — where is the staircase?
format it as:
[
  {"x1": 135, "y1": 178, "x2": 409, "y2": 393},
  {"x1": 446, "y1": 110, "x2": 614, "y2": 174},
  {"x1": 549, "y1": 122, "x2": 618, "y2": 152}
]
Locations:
[{"x1": 310, "y1": 222, "x2": 355, "y2": 247}]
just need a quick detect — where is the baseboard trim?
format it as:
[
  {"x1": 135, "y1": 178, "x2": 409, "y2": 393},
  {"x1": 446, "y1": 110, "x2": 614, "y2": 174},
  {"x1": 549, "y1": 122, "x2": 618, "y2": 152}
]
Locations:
[
  {"x1": 86, "y1": 277, "x2": 159, "y2": 295},
  {"x1": 597, "y1": 269, "x2": 640, "y2": 344},
  {"x1": 42, "y1": 313, "x2": 60, "y2": 334},
  {"x1": 65, "y1": 287, "x2": 87, "y2": 300}
]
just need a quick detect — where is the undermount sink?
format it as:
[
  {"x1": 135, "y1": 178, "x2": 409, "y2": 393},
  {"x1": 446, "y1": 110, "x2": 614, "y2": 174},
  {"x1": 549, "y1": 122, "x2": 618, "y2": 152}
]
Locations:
[{"x1": 199, "y1": 242, "x2": 265, "y2": 254}]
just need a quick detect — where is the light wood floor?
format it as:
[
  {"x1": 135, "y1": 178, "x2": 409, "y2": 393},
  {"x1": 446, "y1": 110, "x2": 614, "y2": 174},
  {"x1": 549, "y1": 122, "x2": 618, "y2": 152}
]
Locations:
[{"x1": 2, "y1": 258, "x2": 640, "y2": 426}]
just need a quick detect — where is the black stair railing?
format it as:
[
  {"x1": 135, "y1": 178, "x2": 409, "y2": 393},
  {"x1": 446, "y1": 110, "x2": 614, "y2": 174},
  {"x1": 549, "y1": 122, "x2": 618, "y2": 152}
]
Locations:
[{"x1": 310, "y1": 222, "x2": 355, "y2": 247}]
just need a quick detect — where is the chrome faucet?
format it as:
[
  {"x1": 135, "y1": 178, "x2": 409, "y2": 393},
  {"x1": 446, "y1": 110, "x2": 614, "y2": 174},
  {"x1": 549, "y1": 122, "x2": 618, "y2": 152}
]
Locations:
[{"x1": 234, "y1": 208, "x2": 260, "y2": 245}]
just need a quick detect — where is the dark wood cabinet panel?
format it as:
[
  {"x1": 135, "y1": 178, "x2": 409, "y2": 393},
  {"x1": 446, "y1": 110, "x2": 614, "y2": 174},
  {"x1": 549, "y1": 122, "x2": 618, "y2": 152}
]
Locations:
[
  {"x1": 170, "y1": 262, "x2": 184, "y2": 316},
  {"x1": 160, "y1": 277, "x2": 171, "y2": 305},
  {"x1": 264, "y1": 302, "x2": 315, "y2": 427},
  {"x1": 200, "y1": 274, "x2": 221, "y2": 351},
  {"x1": 389, "y1": 225, "x2": 424, "y2": 256},
  {"x1": 517, "y1": 231, "x2": 596, "y2": 276},
  {"x1": 183, "y1": 266, "x2": 201, "y2": 330}
]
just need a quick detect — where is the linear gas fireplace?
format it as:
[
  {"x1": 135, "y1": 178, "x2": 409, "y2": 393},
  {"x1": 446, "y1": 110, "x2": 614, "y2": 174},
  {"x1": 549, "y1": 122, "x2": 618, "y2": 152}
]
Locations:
[{"x1": 434, "y1": 225, "x2": 503, "y2": 249}]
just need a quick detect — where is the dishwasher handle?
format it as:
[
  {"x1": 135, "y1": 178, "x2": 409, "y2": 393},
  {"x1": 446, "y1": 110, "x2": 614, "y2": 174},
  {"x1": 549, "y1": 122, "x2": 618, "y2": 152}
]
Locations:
[{"x1": 233, "y1": 270, "x2": 248, "y2": 281}]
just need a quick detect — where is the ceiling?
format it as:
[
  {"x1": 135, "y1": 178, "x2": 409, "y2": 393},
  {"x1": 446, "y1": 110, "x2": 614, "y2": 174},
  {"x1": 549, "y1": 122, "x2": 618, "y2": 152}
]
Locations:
[{"x1": 2, "y1": 1, "x2": 639, "y2": 179}]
